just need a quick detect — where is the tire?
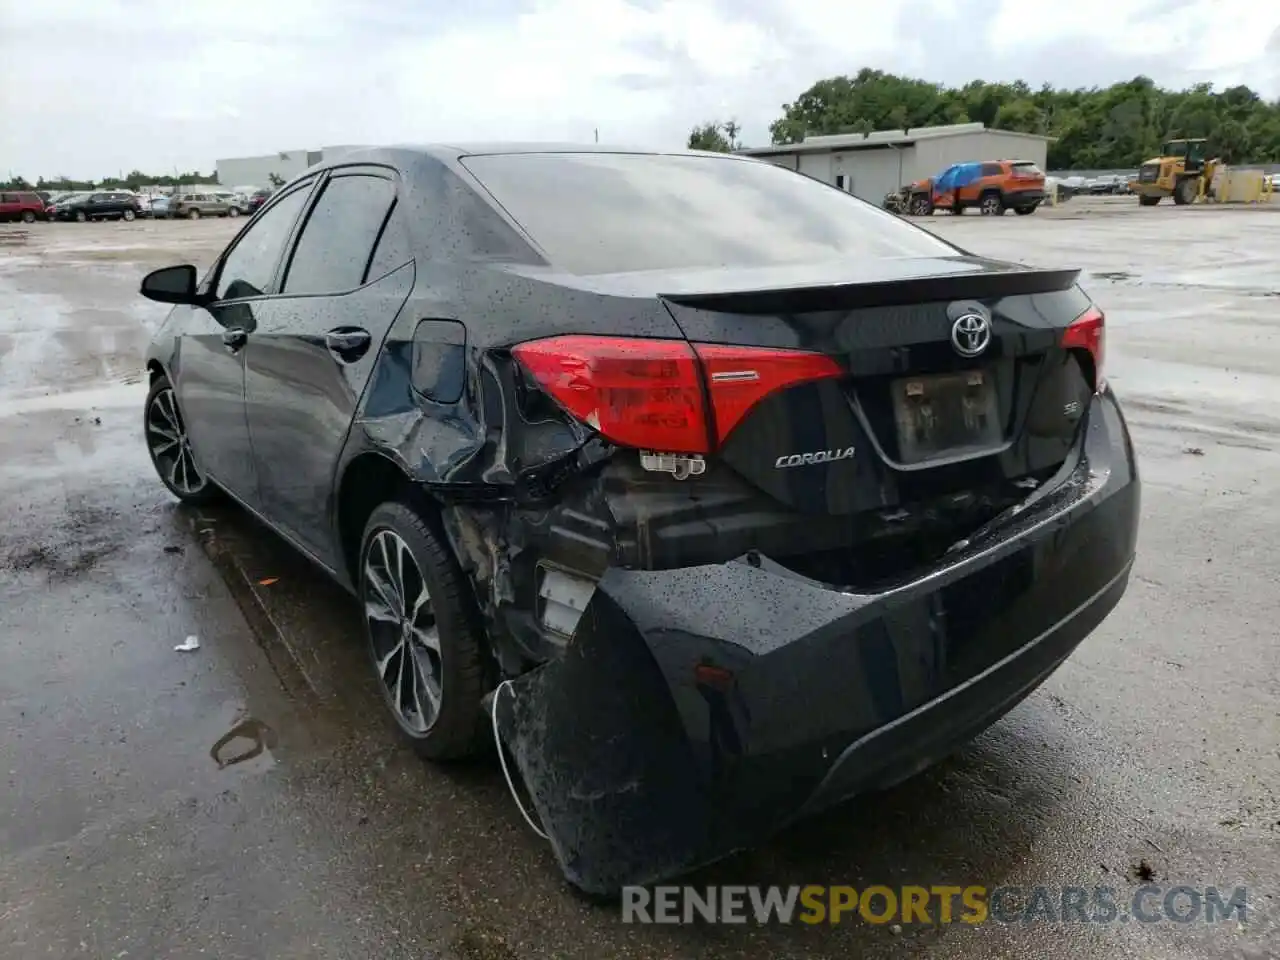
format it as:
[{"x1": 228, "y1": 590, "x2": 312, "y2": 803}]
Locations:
[
  {"x1": 1014, "y1": 204, "x2": 1037, "y2": 216},
  {"x1": 187, "y1": 208, "x2": 201, "y2": 220},
  {"x1": 122, "y1": 209, "x2": 135, "y2": 222},
  {"x1": 75, "y1": 210, "x2": 87, "y2": 223},
  {"x1": 1173, "y1": 179, "x2": 1196, "y2": 205},
  {"x1": 359, "y1": 501, "x2": 487, "y2": 760},
  {"x1": 979, "y1": 193, "x2": 1004, "y2": 216},
  {"x1": 1139, "y1": 194, "x2": 1160, "y2": 207},
  {"x1": 143, "y1": 374, "x2": 221, "y2": 505},
  {"x1": 909, "y1": 194, "x2": 932, "y2": 216},
  {"x1": 21, "y1": 210, "x2": 36, "y2": 224},
  {"x1": 227, "y1": 206, "x2": 241, "y2": 218}
]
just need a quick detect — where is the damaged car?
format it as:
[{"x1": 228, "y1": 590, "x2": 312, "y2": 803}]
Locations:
[{"x1": 139, "y1": 145, "x2": 1139, "y2": 896}]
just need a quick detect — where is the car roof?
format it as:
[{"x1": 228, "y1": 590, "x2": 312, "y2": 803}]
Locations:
[{"x1": 308, "y1": 142, "x2": 749, "y2": 172}]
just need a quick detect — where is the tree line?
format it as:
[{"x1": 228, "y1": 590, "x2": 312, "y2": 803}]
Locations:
[
  {"x1": 0, "y1": 170, "x2": 219, "y2": 192},
  {"x1": 690, "y1": 70, "x2": 1280, "y2": 169}
]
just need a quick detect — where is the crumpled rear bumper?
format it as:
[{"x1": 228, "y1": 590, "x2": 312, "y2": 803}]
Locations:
[{"x1": 497, "y1": 388, "x2": 1139, "y2": 895}]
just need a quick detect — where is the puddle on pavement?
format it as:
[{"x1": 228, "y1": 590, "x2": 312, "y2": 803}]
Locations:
[{"x1": 211, "y1": 706, "x2": 278, "y2": 773}]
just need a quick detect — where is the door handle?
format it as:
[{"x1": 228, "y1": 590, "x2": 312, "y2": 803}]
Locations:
[
  {"x1": 221, "y1": 328, "x2": 247, "y2": 350},
  {"x1": 325, "y1": 328, "x2": 371, "y2": 360}
]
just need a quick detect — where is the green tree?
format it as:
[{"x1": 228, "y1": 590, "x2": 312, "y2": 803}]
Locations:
[
  {"x1": 769, "y1": 71, "x2": 1280, "y2": 167},
  {"x1": 688, "y1": 121, "x2": 740, "y2": 152}
]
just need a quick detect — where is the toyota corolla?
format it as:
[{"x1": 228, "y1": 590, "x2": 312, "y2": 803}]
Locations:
[{"x1": 139, "y1": 145, "x2": 1139, "y2": 895}]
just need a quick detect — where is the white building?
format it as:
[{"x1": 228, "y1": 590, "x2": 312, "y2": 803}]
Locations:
[
  {"x1": 737, "y1": 123, "x2": 1054, "y2": 205},
  {"x1": 213, "y1": 144, "x2": 374, "y2": 189}
]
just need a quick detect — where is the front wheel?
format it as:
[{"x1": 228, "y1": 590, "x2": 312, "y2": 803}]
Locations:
[
  {"x1": 122, "y1": 209, "x2": 135, "y2": 222},
  {"x1": 360, "y1": 502, "x2": 488, "y2": 760},
  {"x1": 980, "y1": 193, "x2": 1004, "y2": 216},
  {"x1": 187, "y1": 208, "x2": 201, "y2": 220},
  {"x1": 1138, "y1": 194, "x2": 1160, "y2": 207},
  {"x1": 21, "y1": 210, "x2": 35, "y2": 224},
  {"x1": 227, "y1": 206, "x2": 241, "y2": 218},
  {"x1": 144, "y1": 375, "x2": 220, "y2": 504},
  {"x1": 74, "y1": 210, "x2": 87, "y2": 223}
]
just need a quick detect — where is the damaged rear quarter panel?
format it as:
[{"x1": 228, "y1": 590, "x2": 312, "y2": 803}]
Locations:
[{"x1": 337, "y1": 164, "x2": 688, "y2": 672}]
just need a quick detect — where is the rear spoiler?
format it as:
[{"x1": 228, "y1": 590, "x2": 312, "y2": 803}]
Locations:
[{"x1": 659, "y1": 267, "x2": 1082, "y2": 314}]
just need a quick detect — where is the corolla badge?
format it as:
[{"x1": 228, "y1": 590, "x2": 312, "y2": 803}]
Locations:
[{"x1": 774, "y1": 447, "x2": 855, "y2": 469}]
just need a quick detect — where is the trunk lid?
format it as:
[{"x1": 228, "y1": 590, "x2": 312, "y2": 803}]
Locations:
[{"x1": 657, "y1": 256, "x2": 1097, "y2": 517}]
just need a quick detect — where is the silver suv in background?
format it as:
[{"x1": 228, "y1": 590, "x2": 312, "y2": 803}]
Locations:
[{"x1": 170, "y1": 193, "x2": 240, "y2": 219}]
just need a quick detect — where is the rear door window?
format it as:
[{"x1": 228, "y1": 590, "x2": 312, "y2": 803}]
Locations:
[
  {"x1": 980, "y1": 162, "x2": 1004, "y2": 177},
  {"x1": 460, "y1": 152, "x2": 955, "y2": 275},
  {"x1": 214, "y1": 184, "x2": 313, "y2": 300},
  {"x1": 281, "y1": 174, "x2": 397, "y2": 295}
]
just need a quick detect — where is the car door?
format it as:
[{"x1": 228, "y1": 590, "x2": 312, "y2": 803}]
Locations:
[
  {"x1": 175, "y1": 180, "x2": 317, "y2": 508},
  {"x1": 244, "y1": 167, "x2": 412, "y2": 565}
]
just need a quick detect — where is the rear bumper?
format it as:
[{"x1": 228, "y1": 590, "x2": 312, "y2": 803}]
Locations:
[
  {"x1": 500, "y1": 388, "x2": 1139, "y2": 894},
  {"x1": 1006, "y1": 189, "x2": 1045, "y2": 206}
]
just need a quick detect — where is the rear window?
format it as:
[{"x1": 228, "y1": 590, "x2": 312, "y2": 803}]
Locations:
[
  {"x1": 1012, "y1": 162, "x2": 1043, "y2": 177},
  {"x1": 460, "y1": 152, "x2": 956, "y2": 275}
]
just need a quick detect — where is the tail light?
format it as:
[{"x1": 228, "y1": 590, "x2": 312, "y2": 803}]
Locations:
[
  {"x1": 510, "y1": 335, "x2": 842, "y2": 454},
  {"x1": 1061, "y1": 305, "x2": 1105, "y2": 392}
]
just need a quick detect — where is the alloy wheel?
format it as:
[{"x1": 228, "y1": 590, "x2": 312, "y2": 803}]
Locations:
[
  {"x1": 145, "y1": 386, "x2": 206, "y2": 495},
  {"x1": 364, "y1": 529, "x2": 443, "y2": 734}
]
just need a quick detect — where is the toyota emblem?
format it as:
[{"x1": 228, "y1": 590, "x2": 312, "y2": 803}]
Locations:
[{"x1": 951, "y1": 312, "x2": 991, "y2": 358}]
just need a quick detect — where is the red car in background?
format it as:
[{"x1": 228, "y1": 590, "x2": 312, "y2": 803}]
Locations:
[{"x1": 0, "y1": 190, "x2": 46, "y2": 223}]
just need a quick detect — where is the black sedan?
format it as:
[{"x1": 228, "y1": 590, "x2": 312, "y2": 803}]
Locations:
[{"x1": 139, "y1": 145, "x2": 1139, "y2": 895}]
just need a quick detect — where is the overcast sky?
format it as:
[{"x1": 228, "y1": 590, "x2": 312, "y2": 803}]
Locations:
[{"x1": 2, "y1": 0, "x2": 1277, "y2": 179}]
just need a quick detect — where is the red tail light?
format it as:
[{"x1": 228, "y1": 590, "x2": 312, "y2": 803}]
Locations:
[
  {"x1": 1061, "y1": 305, "x2": 1105, "y2": 391},
  {"x1": 511, "y1": 335, "x2": 842, "y2": 454}
]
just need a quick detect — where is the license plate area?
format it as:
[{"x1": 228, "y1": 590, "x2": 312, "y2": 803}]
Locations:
[{"x1": 891, "y1": 368, "x2": 1002, "y2": 464}]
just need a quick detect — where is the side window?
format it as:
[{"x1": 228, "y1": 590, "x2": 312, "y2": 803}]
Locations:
[
  {"x1": 0, "y1": 193, "x2": 13, "y2": 203},
  {"x1": 214, "y1": 186, "x2": 312, "y2": 301},
  {"x1": 981, "y1": 163, "x2": 1004, "y2": 177},
  {"x1": 365, "y1": 202, "x2": 412, "y2": 282},
  {"x1": 282, "y1": 174, "x2": 396, "y2": 296}
]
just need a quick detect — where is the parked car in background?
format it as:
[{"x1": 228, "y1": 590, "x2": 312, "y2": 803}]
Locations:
[
  {"x1": 149, "y1": 196, "x2": 172, "y2": 219},
  {"x1": 170, "y1": 193, "x2": 236, "y2": 219},
  {"x1": 53, "y1": 191, "x2": 141, "y2": 222},
  {"x1": 0, "y1": 190, "x2": 47, "y2": 223},
  {"x1": 213, "y1": 191, "x2": 247, "y2": 216},
  {"x1": 901, "y1": 159, "x2": 1047, "y2": 216},
  {"x1": 245, "y1": 188, "x2": 272, "y2": 214}
]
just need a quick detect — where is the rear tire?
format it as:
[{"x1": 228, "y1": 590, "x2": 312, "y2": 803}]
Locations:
[
  {"x1": 75, "y1": 210, "x2": 87, "y2": 223},
  {"x1": 979, "y1": 192, "x2": 1004, "y2": 216},
  {"x1": 909, "y1": 194, "x2": 932, "y2": 216},
  {"x1": 359, "y1": 501, "x2": 488, "y2": 761},
  {"x1": 144, "y1": 374, "x2": 221, "y2": 505},
  {"x1": 1014, "y1": 204, "x2": 1037, "y2": 216},
  {"x1": 1138, "y1": 194, "x2": 1160, "y2": 206}
]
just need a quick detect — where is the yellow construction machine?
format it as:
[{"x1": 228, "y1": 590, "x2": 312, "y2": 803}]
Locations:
[{"x1": 1129, "y1": 139, "x2": 1221, "y2": 206}]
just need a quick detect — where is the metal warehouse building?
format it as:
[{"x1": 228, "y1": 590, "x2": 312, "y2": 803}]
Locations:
[
  {"x1": 214, "y1": 145, "x2": 370, "y2": 189},
  {"x1": 738, "y1": 122, "x2": 1053, "y2": 205}
]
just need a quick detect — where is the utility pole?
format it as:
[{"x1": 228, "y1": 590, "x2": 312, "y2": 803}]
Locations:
[{"x1": 594, "y1": 128, "x2": 599, "y2": 143}]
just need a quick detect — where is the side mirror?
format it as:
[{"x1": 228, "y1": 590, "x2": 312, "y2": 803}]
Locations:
[{"x1": 140, "y1": 264, "x2": 199, "y2": 304}]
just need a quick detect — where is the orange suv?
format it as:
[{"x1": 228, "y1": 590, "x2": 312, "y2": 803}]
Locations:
[{"x1": 906, "y1": 160, "x2": 1046, "y2": 216}]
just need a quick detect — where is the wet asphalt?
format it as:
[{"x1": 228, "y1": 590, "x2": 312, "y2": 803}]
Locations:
[{"x1": 1, "y1": 203, "x2": 1277, "y2": 959}]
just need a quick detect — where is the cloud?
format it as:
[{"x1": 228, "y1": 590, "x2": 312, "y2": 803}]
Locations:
[{"x1": 0, "y1": 0, "x2": 1275, "y2": 179}]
